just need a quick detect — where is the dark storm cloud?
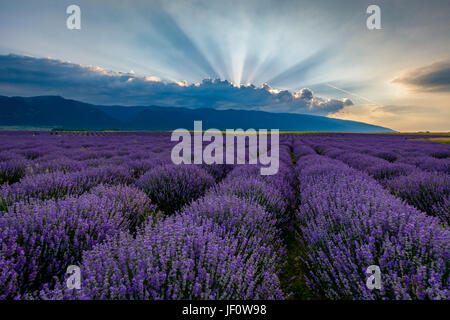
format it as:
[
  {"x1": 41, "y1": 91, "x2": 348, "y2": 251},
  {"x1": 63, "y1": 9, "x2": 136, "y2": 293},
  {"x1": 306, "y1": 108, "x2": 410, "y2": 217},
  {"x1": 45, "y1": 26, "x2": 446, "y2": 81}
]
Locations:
[
  {"x1": 298, "y1": 88, "x2": 313, "y2": 101},
  {"x1": 0, "y1": 54, "x2": 351, "y2": 115},
  {"x1": 393, "y1": 59, "x2": 450, "y2": 92}
]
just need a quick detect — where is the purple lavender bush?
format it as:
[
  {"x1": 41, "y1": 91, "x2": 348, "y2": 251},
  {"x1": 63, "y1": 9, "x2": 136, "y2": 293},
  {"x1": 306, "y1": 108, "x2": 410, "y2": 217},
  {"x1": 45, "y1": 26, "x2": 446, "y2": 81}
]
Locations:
[
  {"x1": 0, "y1": 159, "x2": 27, "y2": 185},
  {"x1": 45, "y1": 212, "x2": 284, "y2": 300},
  {"x1": 89, "y1": 184, "x2": 160, "y2": 233},
  {"x1": 125, "y1": 159, "x2": 165, "y2": 178},
  {"x1": 375, "y1": 151, "x2": 397, "y2": 163},
  {"x1": 398, "y1": 155, "x2": 450, "y2": 174},
  {"x1": 0, "y1": 185, "x2": 154, "y2": 299},
  {"x1": 209, "y1": 175, "x2": 288, "y2": 224},
  {"x1": 431, "y1": 150, "x2": 450, "y2": 159},
  {"x1": 432, "y1": 195, "x2": 449, "y2": 225},
  {"x1": 182, "y1": 194, "x2": 284, "y2": 252},
  {"x1": 366, "y1": 162, "x2": 416, "y2": 182},
  {"x1": 26, "y1": 157, "x2": 84, "y2": 175},
  {"x1": 135, "y1": 164, "x2": 215, "y2": 214},
  {"x1": 296, "y1": 156, "x2": 449, "y2": 299},
  {"x1": 292, "y1": 143, "x2": 316, "y2": 160},
  {"x1": 200, "y1": 163, "x2": 234, "y2": 182},
  {"x1": 224, "y1": 164, "x2": 297, "y2": 206},
  {"x1": 386, "y1": 171, "x2": 449, "y2": 222},
  {"x1": 0, "y1": 165, "x2": 133, "y2": 211}
]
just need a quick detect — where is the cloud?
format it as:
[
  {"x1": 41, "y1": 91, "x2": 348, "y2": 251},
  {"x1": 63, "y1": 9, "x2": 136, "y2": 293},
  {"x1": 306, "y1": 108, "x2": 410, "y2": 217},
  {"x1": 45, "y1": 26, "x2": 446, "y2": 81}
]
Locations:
[
  {"x1": 330, "y1": 102, "x2": 450, "y2": 132},
  {"x1": 298, "y1": 88, "x2": 313, "y2": 101},
  {"x1": 374, "y1": 105, "x2": 436, "y2": 115},
  {"x1": 393, "y1": 59, "x2": 450, "y2": 92},
  {"x1": 0, "y1": 54, "x2": 351, "y2": 115}
]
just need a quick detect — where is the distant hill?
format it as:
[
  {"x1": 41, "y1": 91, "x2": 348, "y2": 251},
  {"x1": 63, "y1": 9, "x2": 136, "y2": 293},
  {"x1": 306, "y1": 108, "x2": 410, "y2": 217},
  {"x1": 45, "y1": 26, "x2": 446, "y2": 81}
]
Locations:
[
  {"x1": 0, "y1": 95, "x2": 395, "y2": 132},
  {"x1": 0, "y1": 96, "x2": 121, "y2": 130}
]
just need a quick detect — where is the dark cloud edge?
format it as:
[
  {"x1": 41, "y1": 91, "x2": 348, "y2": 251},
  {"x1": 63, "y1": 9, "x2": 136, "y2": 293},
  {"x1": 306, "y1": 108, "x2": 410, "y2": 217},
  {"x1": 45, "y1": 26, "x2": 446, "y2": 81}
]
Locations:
[{"x1": 0, "y1": 54, "x2": 353, "y2": 116}]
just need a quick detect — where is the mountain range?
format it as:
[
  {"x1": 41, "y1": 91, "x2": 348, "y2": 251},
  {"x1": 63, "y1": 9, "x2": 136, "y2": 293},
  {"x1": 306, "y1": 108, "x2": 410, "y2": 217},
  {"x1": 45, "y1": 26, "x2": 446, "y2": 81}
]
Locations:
[{"x1": 0, "y1": 95, "x2": 395, "y2": 132}]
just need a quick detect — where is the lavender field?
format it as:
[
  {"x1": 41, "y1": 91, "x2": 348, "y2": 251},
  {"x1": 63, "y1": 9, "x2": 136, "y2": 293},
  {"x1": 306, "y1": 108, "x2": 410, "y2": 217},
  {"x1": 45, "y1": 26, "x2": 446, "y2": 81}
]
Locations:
[{"x1": 0, "y1": 131, "x2": 449, "y2": 300}]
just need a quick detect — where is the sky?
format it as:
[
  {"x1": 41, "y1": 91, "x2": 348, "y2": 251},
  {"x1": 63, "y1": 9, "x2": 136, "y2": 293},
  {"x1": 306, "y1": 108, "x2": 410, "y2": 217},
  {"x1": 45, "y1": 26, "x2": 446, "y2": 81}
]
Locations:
[{"x1": 0, "y1": 0, "x2": 449, "y2": 131}]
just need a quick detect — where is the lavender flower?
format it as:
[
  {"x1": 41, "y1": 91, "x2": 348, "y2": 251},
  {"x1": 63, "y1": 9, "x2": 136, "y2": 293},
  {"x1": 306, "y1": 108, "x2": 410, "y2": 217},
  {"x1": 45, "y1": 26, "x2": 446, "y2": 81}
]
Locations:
[
  {"x1": 0, "y1": 185, "x2": 154, "y2": 298},
  {"x1": 135, "y1": 164, "x2": 215, "y2": 214}
]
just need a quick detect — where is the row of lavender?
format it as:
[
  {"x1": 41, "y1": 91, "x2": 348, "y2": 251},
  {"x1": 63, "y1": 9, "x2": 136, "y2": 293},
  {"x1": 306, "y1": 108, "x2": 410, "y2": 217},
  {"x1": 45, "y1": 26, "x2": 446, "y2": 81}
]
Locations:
[
  {"x1": 293, "y1": 134, "x2": 449, "y2": 225},
  {"x1": 291, "y1": 135, "x2": 449, "y2": 299},
  {"x1": 0, "y1": 132, "x2": 295, "y2": 299},
  {"x1": 0, "y1": 133, "x2": 174, "y2": 187}
]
